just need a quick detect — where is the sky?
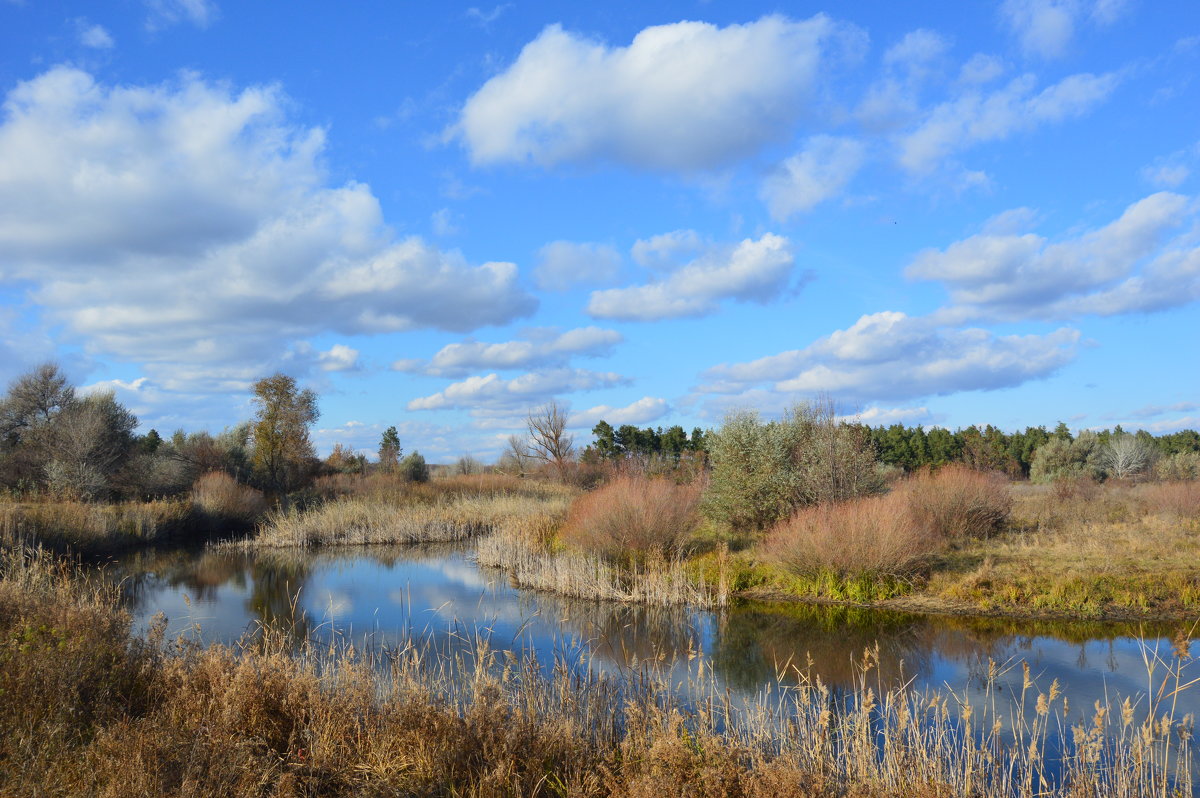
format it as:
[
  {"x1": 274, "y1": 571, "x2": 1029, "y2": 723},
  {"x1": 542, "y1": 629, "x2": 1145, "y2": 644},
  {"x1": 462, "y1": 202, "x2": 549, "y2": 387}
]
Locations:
[{"x1": 1, "y1": 0, "x2": 1198, "y2": 461}]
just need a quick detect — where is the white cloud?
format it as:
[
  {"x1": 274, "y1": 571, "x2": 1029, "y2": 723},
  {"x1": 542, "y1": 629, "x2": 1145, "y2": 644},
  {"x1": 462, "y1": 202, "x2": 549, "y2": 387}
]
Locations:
[
  {"x1": 998, "y1": 0, "x2": 1128, "y2": 59},
  {"x1": 144, "y1": 0, "x2": 217, "y2": 30},
  {"x1": 454, "y1": 15, "x2": 861, "y2": 171},
  {"x1": 393, "y1": 326, "x2": 622, "y2": 377},
  {"x1": 847, "y1": 405, "x2": 934, "y2": 426},
  {"x1": 698, "y1": 310, "x2": 1080, "y2": 403},
  {"x1": 999, "y1": 0, "x2": 1079, "y2": 59},
  {"x1": 406, "y1": 368, "x2": 628, "y2": 412},
  {"x1": 760, "y1": 135, "x2": 865, "y2": 220},
  {"x1": 534, "y1": 241, "x2": 622, "y2": 291},
  {"x1": 77, "y1": 22, "x2": 115, "y2": 49},
  {"x1": 0, "y1": 68, "x2": 536, "y2": 392},
  {"x1": 299, "y1": 343, "x2": 360, "y2": 373},
  {"x1": 1141, "y1": 145, "x2": 1197, "y2": 188},
  {"x1": 898, "y1": 70, "x2": 1118, "y2": 173},
  {"x1": 587, "y1": 233, "x2": 795, "y2": 321},
  {"x1": 630, "y1": 230, "x2": 705, "y2": 270},
  {"x1": 908, "y1": 192, "x2": 1200, "y2": 318},
  {"x1": 856, "y1": 29, "x2": 953, "y2": 133},
  {"x1": 569, "y1": 397, "x2": 670, "y2": 428}
]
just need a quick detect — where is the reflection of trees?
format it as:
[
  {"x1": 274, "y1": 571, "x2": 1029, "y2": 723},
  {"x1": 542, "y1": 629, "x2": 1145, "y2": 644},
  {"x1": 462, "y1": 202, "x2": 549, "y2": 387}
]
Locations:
[
  {"x1": 710, "y1": 603, "x2": 940, "y2": 692},
  {"x1": 246, "y1": 550, "x2": 313, "y2": 643},
  {"x1": 523, "y1": 591, "x2": 701, "y2": 669}
]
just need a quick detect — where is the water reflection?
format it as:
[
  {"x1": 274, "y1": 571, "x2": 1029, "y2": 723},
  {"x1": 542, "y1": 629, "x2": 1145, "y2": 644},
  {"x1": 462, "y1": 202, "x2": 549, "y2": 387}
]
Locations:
[{"x1": 102, "y1": 544, "x2": 1200, "y2": 724}]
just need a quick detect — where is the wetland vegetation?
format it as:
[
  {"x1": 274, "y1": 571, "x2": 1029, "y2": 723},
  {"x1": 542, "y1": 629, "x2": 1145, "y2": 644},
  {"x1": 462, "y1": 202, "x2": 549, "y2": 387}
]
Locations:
[{"x1": 2, "y1": 363, "x2": 1200, "y2": 794}]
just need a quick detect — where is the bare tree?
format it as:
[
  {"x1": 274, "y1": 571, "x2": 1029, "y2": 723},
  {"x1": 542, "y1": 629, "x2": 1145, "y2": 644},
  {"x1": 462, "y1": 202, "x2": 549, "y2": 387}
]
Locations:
[
  {"x1": 1102, "y1": 433, "x2": 1154, "y2": 480},
  {"x1": 526, "y1": 400, "x2": 574, "y2": 479},
  {"x1": 497, "y1": 434, "x2": 533, "y2": 477}
]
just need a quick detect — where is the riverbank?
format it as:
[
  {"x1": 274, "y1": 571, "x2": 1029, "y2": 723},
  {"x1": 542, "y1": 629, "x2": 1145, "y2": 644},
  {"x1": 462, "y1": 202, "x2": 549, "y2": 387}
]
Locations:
[{"x1": 2, "y1": 544, "x2": 1193, "y2": 797}]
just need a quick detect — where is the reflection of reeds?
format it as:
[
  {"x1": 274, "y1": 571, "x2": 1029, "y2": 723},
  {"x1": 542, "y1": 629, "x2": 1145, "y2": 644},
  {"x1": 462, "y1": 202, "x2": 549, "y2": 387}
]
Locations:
[
  {"x1": 2, "y1": 545, "x2": 1194, "y2": 797},
  {"x1": 249, "y1": 493, "x2": 571, "y2": 548}
]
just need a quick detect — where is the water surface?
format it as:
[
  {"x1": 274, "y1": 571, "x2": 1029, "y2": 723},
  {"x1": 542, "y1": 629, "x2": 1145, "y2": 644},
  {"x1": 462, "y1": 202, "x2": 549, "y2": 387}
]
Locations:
[{"x1": 107, "y1": 544, "x2": 1200, "y2": 722}]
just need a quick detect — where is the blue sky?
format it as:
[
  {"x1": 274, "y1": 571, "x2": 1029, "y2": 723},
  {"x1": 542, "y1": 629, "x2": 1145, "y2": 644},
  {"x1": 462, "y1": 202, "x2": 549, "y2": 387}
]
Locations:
[{"x1": 1, "y1": 0, "x2": 1197, "y2": 461}]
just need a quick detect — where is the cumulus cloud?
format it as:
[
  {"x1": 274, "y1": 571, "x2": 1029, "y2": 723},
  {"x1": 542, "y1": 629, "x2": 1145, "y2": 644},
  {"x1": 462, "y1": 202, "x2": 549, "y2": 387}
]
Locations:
[
  {"x1": 289, "y1": 343, "x2": 360, "y2": 373},
  {"x1": 406, "y1": 368, "x2": 628, "y2": 412},
  {"x1": 698, "y1": 310, "x2": 1080, "y2": 403},
  {"x1": 908, "y1": 192, "x2": 1200, "y2": 318},
  {"x1": 848, "y1": 405, "x2": 934, "y2": 425},
  {"x1": 0, "y1": 67, "x2": 536, "y2": 392},
  {"x1": 856, "y1": 29, "x2": 953, "y2": 133},
  {"x1": 760, "y1": 136, "x2": 865, "y2": 220},
  {"x1": 898, "y1": 70, "x2": 1118, "y2": 173},
  {"x1": 534, "y1": 241, "x2": 622, "y2": 290},
  {"x1": 999, "y1": 0, "x2": 1127, "y2": 60},
  {"x1": 392, "y1": 326, "x2": 622, "y2": 377},
  {"x1": 587, "y1": 233, "x2": 796, "y2": 321},
  {"x1": 569, "y1": 397, "x2": 670, "y2": 428},
  {"x1": 455, "y1": 15, "x2": 861, "y2": 171},
  {"x1": 144, "y1": 0, "x2": 217, "y2": 30}
]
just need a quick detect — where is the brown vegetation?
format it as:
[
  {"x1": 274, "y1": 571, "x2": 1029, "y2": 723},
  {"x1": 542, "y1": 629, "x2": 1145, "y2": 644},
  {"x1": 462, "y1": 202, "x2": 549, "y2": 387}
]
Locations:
[
  {"x1": 560, "y1": 473, "x2": 703, "y2": 562},
  {"x1": 900, "y1": 464, "x2": 1012, "y2": 540}
]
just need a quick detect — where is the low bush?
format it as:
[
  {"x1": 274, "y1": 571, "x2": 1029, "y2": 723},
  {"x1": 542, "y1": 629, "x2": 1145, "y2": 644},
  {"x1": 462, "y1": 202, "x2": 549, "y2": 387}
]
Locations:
[
  {"x1": 191, "y1": 471, "x2": 267, "y2": 527},
  {"x1": 561, "y1": 474, "x2": 702, "y2": 562},
  {"x1": 1138, "y1": 481, "x2": 1200, "y2": 519},
  {"x1": 900, "y1": 465, "x2": 1012, "y2": 540},
  {"x1": 763, "y1": 491, "x2": 940, "y2": 581}
]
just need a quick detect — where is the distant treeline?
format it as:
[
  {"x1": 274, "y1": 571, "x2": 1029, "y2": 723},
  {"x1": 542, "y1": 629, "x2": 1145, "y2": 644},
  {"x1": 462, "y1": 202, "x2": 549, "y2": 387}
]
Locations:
[{"x1": 585, "y1": 417, "x2": 1200, "y2": 482}]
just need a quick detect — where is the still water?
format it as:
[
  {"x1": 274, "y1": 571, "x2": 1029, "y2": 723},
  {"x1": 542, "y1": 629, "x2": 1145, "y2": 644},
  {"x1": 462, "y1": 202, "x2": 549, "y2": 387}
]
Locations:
[{"x1": 106, "y1": 543, "x2": 1200, "y2": 721}]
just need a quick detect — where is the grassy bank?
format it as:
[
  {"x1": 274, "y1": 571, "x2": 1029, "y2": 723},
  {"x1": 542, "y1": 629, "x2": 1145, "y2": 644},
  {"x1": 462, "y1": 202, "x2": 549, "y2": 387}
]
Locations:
[
  {"x1": 1, "y1": 545, "x2": 1194, "y2": 797},
  {"x1": 247, "y1": 474, "x2": 574, "y2": 548}
]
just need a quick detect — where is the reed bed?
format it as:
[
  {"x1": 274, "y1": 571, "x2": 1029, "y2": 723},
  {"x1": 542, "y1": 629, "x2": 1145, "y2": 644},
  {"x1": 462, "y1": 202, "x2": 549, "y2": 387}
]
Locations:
[
  {"x1": 1, "y1": 545, "x2": 1194, "y2": 797},
  {"x1": 249, "y1": 492, "x2": 572, "y2": 548},
  {"x1": 477, "y1": 531, "x2": 716, "y2": 607},
  {"x1": 0, "y1": 498, "x2": 194, "y2": 553}
]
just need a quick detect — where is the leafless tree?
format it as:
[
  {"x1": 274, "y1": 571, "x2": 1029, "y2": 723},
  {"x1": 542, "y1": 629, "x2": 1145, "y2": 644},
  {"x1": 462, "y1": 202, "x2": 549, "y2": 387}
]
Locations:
[
  {"x1": 45, "y1": 391, "x2": 137, "y2": 499},
  {"x1": 526, "y1": 400, "x2": 574, "y2": 479},
  {"x1": 1101, "y1": 433, "x2": 1154, "y2": 480},
  {"x1": 496, "y1": 434, "x2": 532, "y2": 476}
]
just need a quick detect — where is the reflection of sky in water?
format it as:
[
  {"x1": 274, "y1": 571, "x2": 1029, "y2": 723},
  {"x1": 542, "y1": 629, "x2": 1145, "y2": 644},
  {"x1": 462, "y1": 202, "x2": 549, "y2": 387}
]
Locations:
[{"x1": 111, "y1": 545, "x2": 1200, "y2": 727}]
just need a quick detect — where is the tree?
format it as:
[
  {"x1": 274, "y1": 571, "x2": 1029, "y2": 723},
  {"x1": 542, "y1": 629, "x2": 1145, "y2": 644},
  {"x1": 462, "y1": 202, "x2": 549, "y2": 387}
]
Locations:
[
  {"x1": 497, "y1": 434, "x2": 533, "y2": 476},
  {"x1": 526, "y1": 400, "x2": 574, "y2": 479},
  {"x1": 400, "y1": 451, "x2": 429, "y2": 482},
  {"x1": 1101, "y1": 433, "x2": 1154, "y2": 480},
  {"x1": 378, "y1": 426, "x2": 402, "y2": 472},
  {"x1": 250, "y1": 374, "x2": 319, "y2": 494},
  {"x1": 44, "y1": 391, "x2": 137, "y2": 500}
]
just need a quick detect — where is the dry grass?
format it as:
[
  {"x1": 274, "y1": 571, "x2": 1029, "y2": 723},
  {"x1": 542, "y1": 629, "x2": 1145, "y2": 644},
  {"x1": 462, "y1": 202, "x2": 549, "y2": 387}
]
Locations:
[
  {"x1": 929, "y1": 481, "x2": 1200, "y2": 617},
  {"x1": 0, "y1": 498, "x2": 195, "y2": 554},
  {"x1": 190, "y1": 471, "x2": 267, "y2": 527},
  {"x1": 0, "y1": 545, "x2": 1193, "y2": 797},
  {"x1": 1139, "y1": 480, "x2": 1200, "y2": 519},
  {"x1": 250, "y1": 492, "x2": 573, "y2": 548},
  {"x1": 900, "y1": 465, "x2": 1012, "y2": 540},
  {"x1": 312, "y1": 471, "x2": 573, "y2": 504},
  {"x1": 560, "y1": 474, "x2": 703, "y2": 562}
]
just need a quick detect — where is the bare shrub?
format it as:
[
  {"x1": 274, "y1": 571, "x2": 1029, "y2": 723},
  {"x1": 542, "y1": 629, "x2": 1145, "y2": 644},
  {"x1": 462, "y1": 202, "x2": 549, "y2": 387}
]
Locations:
[
  {"x1": 764, "y1": 491, "x2": 940, "y2": 579},
  {"x1": 191, "y1": 472, "x2": 267, "y2": 525},
  {"x1": 560, "y1": 474, "x2": 702, "y2": 562},
  {"x1": 1138, "y1": 481, "x2": 1200, "y2": 519},
  {"x1": 900, "y1": 465, "x2": 1012, "y2": 540}
]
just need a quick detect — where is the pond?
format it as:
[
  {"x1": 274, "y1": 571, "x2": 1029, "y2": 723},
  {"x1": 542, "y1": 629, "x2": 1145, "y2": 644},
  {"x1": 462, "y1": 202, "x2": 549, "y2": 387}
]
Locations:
[{"x1": 103, "y1": 542, "x2": 1200, "y2": 726}]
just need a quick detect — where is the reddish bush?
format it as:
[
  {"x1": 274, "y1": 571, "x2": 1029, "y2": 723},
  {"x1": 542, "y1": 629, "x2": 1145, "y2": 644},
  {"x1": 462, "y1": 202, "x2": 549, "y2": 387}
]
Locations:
[
  {"x1": 1139, "y1": 481, "x2": 1200, "y2": 519},
  {"x1": 900, "y1": 465, "x2": 1011, "y2": 540},
  {"x1": 764, "y1": 492, "x2": 940, "y2": 579},
  {"x1": 560, "y1": 474, "x2": 701, "y2": 562}
]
